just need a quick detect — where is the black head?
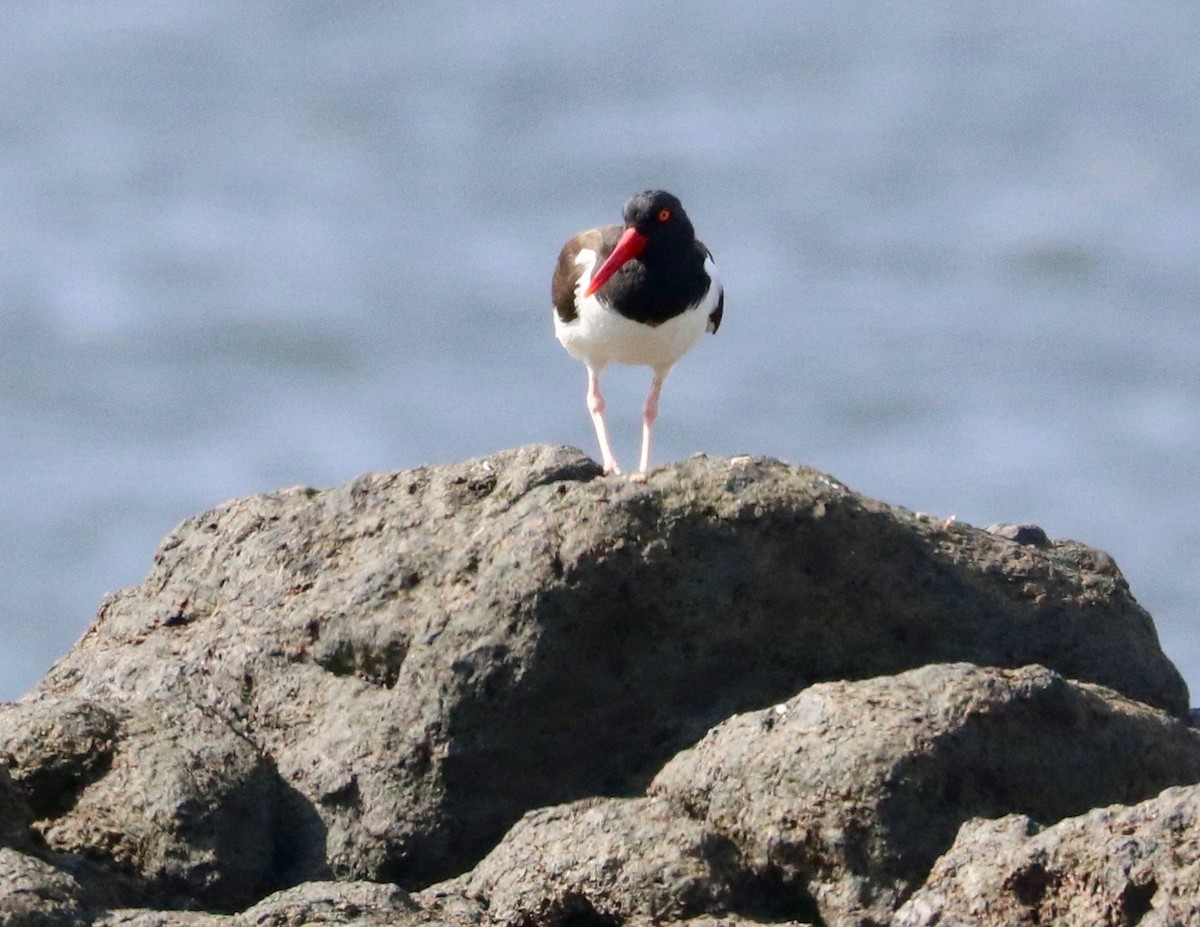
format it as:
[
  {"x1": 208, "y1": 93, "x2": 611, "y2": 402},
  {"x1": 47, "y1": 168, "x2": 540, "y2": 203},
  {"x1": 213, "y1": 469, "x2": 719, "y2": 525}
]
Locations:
[
  {"x1": 581, "y1": 190, "x2": 705, "y2": 300},
  {"x1": 621, "y1": 190, "x2": 695, "y2": 244}
]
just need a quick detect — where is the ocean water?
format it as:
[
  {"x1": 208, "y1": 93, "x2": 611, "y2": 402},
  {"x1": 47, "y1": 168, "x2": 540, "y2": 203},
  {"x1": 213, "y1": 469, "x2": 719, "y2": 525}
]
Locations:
[{"x1": 2, "y1": 2, "x2": 1197, "y2": 703}]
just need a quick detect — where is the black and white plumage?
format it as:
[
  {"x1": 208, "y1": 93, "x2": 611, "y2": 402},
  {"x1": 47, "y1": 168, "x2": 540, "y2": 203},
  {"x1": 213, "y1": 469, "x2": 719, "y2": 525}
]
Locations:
[{"x1": 552, "y1": 190, "x2": 723, "y2": 474}]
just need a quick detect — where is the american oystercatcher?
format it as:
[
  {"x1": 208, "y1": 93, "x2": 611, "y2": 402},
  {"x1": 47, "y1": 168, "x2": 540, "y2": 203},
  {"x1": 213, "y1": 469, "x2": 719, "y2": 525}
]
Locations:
[{"x1": 552, "y1": 190, "x2": 723, "y2": 474}]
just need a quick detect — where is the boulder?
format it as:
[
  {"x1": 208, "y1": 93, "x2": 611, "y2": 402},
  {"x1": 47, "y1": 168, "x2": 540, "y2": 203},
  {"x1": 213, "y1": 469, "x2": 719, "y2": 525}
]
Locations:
[
  {"x1": 420, "y1": 796, "x2": 756, "y2": 926},
  {"x1": 234, "y1": 880, "x2": 428, "y2": 926},
  {"x1": 894, "y1": 784, "x2": 1200, "y2": 927},
  {"x1": 0, "y1": 847, "x2": 89, "y2": 927},
  {"x1": 651, "y1": 662, "x2": 1200, "y2": 926},
  {"x1": 0, "y1": 446, "x2": 1189, "y2": 915},
  {"x1": 0, "y1": 696, "x2": 297, "y2": 912}
]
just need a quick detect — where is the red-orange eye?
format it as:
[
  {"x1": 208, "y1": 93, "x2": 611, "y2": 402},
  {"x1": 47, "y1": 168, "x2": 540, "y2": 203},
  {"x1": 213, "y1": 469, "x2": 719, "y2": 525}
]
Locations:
[{"x1": 657, "y1": 207, "x2": 671, "y2": 222}]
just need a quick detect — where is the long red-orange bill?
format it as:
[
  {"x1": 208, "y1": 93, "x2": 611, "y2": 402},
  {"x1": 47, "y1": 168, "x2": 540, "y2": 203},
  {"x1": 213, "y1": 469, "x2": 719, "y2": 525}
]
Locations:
[{"x1": 583, "y1": 227, "x2": 648, "y2": 297}]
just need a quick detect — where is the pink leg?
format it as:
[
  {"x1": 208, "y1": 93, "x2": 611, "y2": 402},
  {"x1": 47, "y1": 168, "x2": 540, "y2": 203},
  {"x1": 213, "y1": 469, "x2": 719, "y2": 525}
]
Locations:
[
  {"x1": 638, "y1": 373, "x2": 666, "y2": 473},
  {"x1": 587, "y1": 367, "x2": 621, "y2": 475}
]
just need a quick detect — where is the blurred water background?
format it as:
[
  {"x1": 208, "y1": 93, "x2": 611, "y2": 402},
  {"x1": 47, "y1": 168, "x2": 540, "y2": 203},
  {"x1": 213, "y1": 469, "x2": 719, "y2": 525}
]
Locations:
[{"x1": 2, "y1": 2, "x2": 1197, "y2": 703}]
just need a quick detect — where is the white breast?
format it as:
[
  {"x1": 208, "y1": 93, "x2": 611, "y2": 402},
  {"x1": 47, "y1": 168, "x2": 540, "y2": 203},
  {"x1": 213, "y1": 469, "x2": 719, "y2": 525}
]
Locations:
[{"x1": 553, "y1": 249, "x2": 720, "y2": 376}]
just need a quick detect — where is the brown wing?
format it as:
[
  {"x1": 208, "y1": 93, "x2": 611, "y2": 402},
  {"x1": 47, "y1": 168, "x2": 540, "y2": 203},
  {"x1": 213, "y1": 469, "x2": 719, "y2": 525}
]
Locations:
[{"x1": 552, "y1": 225, "x2": 620, "y2": 323}]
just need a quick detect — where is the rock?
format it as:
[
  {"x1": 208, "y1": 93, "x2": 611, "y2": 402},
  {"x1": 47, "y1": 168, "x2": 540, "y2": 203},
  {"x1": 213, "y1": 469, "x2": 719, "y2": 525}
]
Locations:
[
  {"x1": 97, "y1": 911, "x2": 230, "y2": 927},
  {"x1": 0, "y1": 698, "x2": 119, "y2": 822},
  {"x1": 0, "y1": 446, "x2": 1190, "y2": 911},
  {"x1": 0, "y1": 697, "x2": 299, "y2": 913},
  {"x1": 650, "y1": 663, "x2": 1200, "y2": 927},
  {"x1": 416, "y1": 662, "x2": 1200, "y2": 927},
  {"x1": 420, "y1": 796, "x2": 768, "y2": 926},
  {"x1": 234, "y1": 880, "x2": 428, "y2": 926},
  {"x1": 894, "y1": 784, "x2": 1200, "y2": 927},
  {"x1": 0, "y1": 846, "x2": 89, "y2": 927},
  {"x1": 52, "y1": 882, "x2": 436, "y2": 927},
  {"x1": 985, "y1": 523, "x2": 1049, "y2": 547}
]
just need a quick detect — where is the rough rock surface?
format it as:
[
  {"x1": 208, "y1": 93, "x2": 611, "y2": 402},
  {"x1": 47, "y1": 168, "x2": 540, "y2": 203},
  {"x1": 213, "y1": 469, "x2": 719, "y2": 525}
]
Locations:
[
  {"x1": 0, "y1": 446, "x2": 1194, "y2": 925},
  {"x1": 3, "y1": 697, "x2": 285, "y2": 912},
  {"x1": 93, "y1": 882, "x2": 432, "y2": 927},
  {"x1": 421, "y1": 796, "x2": 755, "y2": 926},
  {"x1": 0, "y1": 846, "x2": 89, "y2": 927},
  {"x1": 894, "y1": 784, "x2": 1200, "y2": 927},
  {"x1": 650, "y1": 662, "x2": 1200, "y2": 926},
  {"x1": 408, "y1": 663, "x2": 1200, "y2": 927},
  {"x1": 234, "y1": 880, "x2": 427, "y2": 927}
]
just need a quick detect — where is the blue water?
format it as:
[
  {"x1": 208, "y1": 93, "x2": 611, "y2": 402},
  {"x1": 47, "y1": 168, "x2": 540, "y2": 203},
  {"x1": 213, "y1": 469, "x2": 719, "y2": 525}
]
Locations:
[{"x1": 2, "y1": 2, "x2": 1197, "y2": 703}]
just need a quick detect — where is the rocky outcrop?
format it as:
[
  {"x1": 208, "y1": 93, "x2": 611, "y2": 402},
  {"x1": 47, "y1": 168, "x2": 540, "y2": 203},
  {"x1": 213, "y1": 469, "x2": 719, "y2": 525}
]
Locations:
[
  {"x1": 0, "y1": 446, "x2": 1195, "y2": 925},
  {"x1": 413, "y1": 663, "x2": 1200, "y2": 927}
]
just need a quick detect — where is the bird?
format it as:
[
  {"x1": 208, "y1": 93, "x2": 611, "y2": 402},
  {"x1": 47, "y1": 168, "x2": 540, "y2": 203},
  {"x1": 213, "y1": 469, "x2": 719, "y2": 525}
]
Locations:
[{"x1": 552, "y1": 190, "x2": 723, "y2": 475}]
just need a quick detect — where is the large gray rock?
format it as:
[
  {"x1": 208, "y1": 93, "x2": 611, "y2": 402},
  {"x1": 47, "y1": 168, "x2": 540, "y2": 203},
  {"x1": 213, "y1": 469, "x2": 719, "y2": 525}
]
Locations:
[
  {"x1": 894, "y1": 784, "x2": 1200, "y2": 927},
  {"x1": 651, "y1": 663, "x2": 1200, "y2": 927},
  {"x1": 413, "y1": 663, "x2": 1200, "y2": 927},
  {"x1": 0, "y1": 446, "x2": 1190, "y2": 913}
]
